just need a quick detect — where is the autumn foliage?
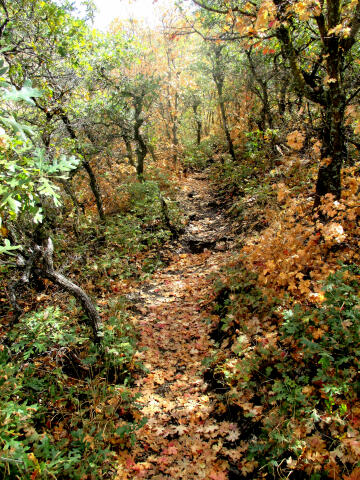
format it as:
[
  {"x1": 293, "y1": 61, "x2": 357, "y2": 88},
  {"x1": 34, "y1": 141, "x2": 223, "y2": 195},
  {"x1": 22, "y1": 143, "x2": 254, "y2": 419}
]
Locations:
[
  {"x1": 244, "y1": 167, "x2": 360, "y2": 301},
  {"x1": 207, "y1": 147, "x2": 360, "y2": 477},
  {"x1": 1, "y1": 0, "x2": 360, "y2": 478}
]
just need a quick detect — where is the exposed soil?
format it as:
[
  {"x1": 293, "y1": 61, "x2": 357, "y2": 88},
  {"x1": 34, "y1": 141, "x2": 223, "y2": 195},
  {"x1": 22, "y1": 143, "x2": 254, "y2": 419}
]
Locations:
[{"x1": 116, "y1": 173, "x2": 243, "y2": 480}]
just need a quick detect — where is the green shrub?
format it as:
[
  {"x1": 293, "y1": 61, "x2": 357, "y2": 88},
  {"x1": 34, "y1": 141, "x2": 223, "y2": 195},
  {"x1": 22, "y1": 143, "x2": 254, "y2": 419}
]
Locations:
[
  {"x1": 281, "y1": 265, "x2": 360, "y2": 415},
  {"x1": 210, "y1": 265, "x2": 360, "y2": 477},
  {"x1": 0, "y1": 305, "x2": 143, "y2": 479}
]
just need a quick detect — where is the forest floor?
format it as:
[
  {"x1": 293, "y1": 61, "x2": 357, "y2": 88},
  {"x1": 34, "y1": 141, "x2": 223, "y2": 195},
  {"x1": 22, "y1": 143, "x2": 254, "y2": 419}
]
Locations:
[{"x1": 116, "y1": 173, "x2": 242, "y2": 480}]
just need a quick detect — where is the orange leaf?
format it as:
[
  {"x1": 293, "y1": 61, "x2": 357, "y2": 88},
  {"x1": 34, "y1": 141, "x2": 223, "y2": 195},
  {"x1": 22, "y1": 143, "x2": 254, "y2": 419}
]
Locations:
[
  {"x1": 167, "y1": 445, "x2": 178, "y2": 455},
  {"x1": 210, "y1": 471, "x2": 227, "y2": 480},
  {"x1": 344, "y1": 468, "x2": 360, "y2": 480}
]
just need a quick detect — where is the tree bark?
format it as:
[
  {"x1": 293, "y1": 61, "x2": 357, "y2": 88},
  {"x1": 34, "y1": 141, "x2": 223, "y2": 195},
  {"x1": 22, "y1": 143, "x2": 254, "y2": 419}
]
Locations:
[
  {"x1": 147, "y1": 141, "x2": 157, "y2": 163},
  {"x1": 9, "y1": 239, "x2": 102, "y2": 343},
  {"x1": 60, "y1": 113, "x2": 105, "y2": 221},
  {"x1": 278, "y1": 80, "x2": 287, "y2": 117},
  {"x1": 58, "y1": 178, "x2": 84, "y2": 238},
  {"x1": 38, "y1": 238, "x2": 102, "y2": 342},
  {"x1": 314, "y1": 0, "x2": 346, "y2": 204},
  {"x1": 165, "y1": 47, "x2": 180, "y2": 165},
  {"x1": 81, "y1": 158, "x2": 106, "y2": 221},
  {"x1": 212, "y1": 47, "x2": 236, "y2": 161},
  {"x1": 171, "y1": 90, "x2": 179, "y2": 165},
  {"x1": 246, "y1": 50, "x2": 273, "y2": 131},
  {"x1": 122, "y1": 134, "x2": 134, "y2": 166},
  {"x1": 275, "y1": 15, "x2": 346, "y2": 204},
  {"x1": 192, "y1": 102, "x2": 202, "y2": 145},
  {"x1": 215, "y1": 76, "x2": 236, "y2": 161},
  {"x1": 133, "y1": 95, "x2": 147, "y2": 181}
]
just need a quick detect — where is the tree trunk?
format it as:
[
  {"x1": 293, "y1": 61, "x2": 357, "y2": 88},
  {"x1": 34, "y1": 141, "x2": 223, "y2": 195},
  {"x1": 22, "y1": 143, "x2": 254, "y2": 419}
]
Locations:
[
  {"x1": 315, "y1": 91, "x2": 346, "y2": 205},
  {"x1": 133, "y1": 95, "x2": 147, "y2": 181},
  {"x1": 278, "y1": 81, "x2": 287, "y2": 117},
  {"x1": 165, "y1": 48, "x2": 180, "y2": 165},
  {"x1": 122, "y1": 134, "x2": 134, "y2": 166},
  {"x1": 9, "y1": 239, "x2": 102, "y2": 343},
  {"x1": 275, "y1": 11, "x2": 348, "y2": 205},
  {"x1": 192, "y1": 103, "x2": 202, "y2": 145},
  {"x1": 172, "y1": 91, "x2": 179, "y2": 165},
  {"x1": 246, "y1": 50, "x2": 273, "y2": 131},
  {"x1": 135, "y1": 142, "x2": 146, "y2": 180},
  {"x1": 81, "y1": 159, "x2": 106, "y2": 221},
  {"x1": 261, "y1": 84, "x2": 273, "y2": 130},
  {"x1": 215, "y1": 78, "x2": 236, "y2": 161},
  {"x1": 147, "y1": 142, "x2": 157, "y2": 162},
  {"x1": 196, "y1": 118, "x2": 202, "y2": 145},
  {"x1": 58, "y1": 178, "x2": 84, "y2": 238},
  {"x1": 213, "y1": 72, "x2": 236, "y2": 161},
  {"x1": 314, "y1": 0, "x2": 346, "y2": 205},
  {"x1": 212, "y1": 47, "x2": 236, "y2": 161},
  {"x1": 60, "y1": 113, "x2": 105, "y2": 221},
  {"x1": 159, "y1": 102, "x2": 172, "y2": 140}
]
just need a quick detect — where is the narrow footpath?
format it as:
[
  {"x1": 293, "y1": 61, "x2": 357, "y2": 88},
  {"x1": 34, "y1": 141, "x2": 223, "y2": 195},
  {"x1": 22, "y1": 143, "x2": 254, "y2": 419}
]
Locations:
[{"x1": 116, "y1": 173, "x2": 241, "y2": 480}]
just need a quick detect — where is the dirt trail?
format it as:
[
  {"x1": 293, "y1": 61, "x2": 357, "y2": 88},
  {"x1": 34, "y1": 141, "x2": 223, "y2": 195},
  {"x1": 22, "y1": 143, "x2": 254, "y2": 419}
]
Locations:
[{"x1": 117, "y1": 174, "x2": 240, "y2": 480}]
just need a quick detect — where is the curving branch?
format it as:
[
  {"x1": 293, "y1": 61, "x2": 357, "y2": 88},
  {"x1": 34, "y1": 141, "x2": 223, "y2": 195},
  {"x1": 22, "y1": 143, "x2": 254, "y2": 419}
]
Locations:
[
  {"x1": 8, "y1": 239, "x2": 102, "y2": 343},
  {"x1": 191, "y1": 0, "x2": 254, "y2": 17},
  {"x1": 38, "y1": 238, "x2": 102, "y2": 343},
  {"x1": 0, "y1": 0, "x2": 9, "y2": 39}
]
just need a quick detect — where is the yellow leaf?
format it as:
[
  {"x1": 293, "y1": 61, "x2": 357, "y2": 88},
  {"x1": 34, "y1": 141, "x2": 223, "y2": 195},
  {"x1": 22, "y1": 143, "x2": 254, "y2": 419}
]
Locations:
[{"x1": 255, "y1": 0, "x2": 276, "y2": 31}]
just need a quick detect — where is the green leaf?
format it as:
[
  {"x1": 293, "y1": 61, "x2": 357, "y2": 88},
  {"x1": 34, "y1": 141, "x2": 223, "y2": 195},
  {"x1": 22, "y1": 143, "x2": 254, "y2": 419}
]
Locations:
[
  {"x1": 33, "y1": 209, "x2": 44, "y2": 224},
  {"x1": 3, "y1": 195, "x2": 22, "y2": 214},
  {"x1": 0, "y1": 115, "x2": 35, "y2": 140},
  {"x1": 4, "y1": 80, "x2": 42, "y2": 105},
  {"x1": 0, "y1": 58, "x2": 8, "y2": 76},
  {"x1": 0, "y1": 239, "x2": 21, "y2": 256}
]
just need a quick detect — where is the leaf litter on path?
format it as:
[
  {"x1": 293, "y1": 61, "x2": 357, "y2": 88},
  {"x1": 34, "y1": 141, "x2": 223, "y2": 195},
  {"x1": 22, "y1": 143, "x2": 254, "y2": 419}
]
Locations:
[{"x1": 115, "y1": 174, "x2": 242, "y2": 479}]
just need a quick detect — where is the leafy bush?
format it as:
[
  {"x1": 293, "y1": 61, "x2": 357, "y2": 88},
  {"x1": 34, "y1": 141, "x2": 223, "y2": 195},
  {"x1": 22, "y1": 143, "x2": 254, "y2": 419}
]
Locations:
[
  {"x1": 8, "y1": 306, "x2": 87, "y2": 358},
  {"x1": 244, "y1": 128, "x2": 278, "y2": 159},
  {"x1": 64, "y1": 179, "x2": 184, "y2": 290},
  {"x1": 182, "y1": 135, "x2": 225, "y2": 170},
  {"x1": 281, "y1": 266, "x2": 360, "y2": 416},
  {"x1": 210, "y1": 265, "x2": 360, "y2": 478},
  {"x1": 0, "y1": 305, "x2": 143, "y2": 479}
]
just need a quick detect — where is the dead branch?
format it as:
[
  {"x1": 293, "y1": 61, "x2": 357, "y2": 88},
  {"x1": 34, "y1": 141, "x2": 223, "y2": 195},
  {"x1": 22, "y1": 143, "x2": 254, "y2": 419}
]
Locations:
[
  {"x1": 37, "y1": 238, "x2": 102, "y2": 343},
  {"x1": 8, "y1": 238, "x2": 102, "y2": 343}
]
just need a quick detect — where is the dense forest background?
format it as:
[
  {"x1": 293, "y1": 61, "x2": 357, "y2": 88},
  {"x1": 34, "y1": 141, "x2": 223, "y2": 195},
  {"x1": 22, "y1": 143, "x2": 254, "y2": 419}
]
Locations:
[{"x1": 0, "y1": 0, "x2": 360, "y2": 479}]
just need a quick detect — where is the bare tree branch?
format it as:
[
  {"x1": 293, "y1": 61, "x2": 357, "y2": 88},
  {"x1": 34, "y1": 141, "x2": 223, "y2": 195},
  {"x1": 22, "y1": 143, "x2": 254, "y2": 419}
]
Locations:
[
  {"x1": 191, "y1": 0, "x2": 254, "y2": 17},
  {"x1": 39, "y1": 238, "x2": 102, "y2": 343}
]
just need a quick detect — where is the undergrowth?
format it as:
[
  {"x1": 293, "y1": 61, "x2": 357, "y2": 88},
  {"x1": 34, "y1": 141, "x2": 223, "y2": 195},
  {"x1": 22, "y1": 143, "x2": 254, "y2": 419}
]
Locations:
[
  {"x1": 0, "y1": 303, "x2": 144, "y2": 479},
  {"x1": 57, "y1": 178, "x2": 184, "y2": 294},
  {"x1": 210, "y1": 265, "x2": 360, "y2": 478},
  {"x1": 0, "y1": 174, "x2": 183, "y2": 479},
  {"x1": 207, "y1": 139, "x2": 360, "y2": 478}
]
